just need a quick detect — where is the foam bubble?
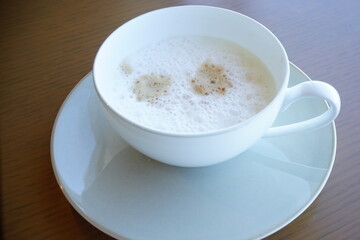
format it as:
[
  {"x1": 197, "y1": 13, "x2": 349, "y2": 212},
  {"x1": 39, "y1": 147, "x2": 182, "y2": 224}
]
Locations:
[{"x1": 114, "y1": 36, "x2": 276, "y2": 133}]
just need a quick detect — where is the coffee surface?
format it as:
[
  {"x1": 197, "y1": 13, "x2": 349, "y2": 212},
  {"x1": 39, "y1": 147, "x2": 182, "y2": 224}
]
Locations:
[{"x1": 113, "y1": 36, "x2": 276, "y2": 133}]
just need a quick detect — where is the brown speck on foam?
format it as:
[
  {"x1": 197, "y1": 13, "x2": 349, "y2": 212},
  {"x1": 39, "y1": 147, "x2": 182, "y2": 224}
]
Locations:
[
  {"x1": 190, "y1": 60, "x2": 233, "y2": 96},
  {"x1": 120, "y1": 61, "x2": 133, "y2": 75},
  {"x1": 132, "y1": 74, "x2": 171, "y2": 103}
]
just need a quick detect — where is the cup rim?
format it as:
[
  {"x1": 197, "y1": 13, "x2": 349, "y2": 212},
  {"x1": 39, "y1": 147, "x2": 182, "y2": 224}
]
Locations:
[{"x1": 93, "y1": 5, "x2": 290, "y2": 137}]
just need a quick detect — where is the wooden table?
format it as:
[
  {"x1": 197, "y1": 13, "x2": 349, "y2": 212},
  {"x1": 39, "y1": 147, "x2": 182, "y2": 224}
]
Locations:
[{"x1": 1, "y1": 0, "x2": 359, "y2": 239}]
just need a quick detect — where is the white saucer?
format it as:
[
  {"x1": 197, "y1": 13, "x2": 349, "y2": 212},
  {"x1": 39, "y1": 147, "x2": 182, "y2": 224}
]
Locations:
[{"x1": 51, "y1": 63, "x2": 336, "y2": 240}]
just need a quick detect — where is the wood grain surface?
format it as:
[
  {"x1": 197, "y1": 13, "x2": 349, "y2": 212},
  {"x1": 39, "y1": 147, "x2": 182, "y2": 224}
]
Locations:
[{"x1": 1, "y1": 0, "x2": 359, "y2": 239}]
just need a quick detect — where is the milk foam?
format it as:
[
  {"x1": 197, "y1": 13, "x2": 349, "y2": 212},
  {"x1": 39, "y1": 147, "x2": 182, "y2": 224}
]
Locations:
[{"x1": 113, "y1": 36, "x2": 276, "y2": 133}]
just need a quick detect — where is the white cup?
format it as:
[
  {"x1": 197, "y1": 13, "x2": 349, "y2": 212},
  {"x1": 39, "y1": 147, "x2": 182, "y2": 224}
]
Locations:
[{"x1": 93, "y1": 6, "x2": 340, "y2": 167}]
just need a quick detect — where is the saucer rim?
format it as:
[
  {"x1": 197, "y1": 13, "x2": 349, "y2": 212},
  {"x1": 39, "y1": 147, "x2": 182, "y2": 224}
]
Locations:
[{"x1": 50, "y1": 62, "x2": 337, "y2": 240}]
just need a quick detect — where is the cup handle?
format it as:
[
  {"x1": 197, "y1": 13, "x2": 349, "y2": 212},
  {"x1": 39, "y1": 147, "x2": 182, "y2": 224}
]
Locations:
[{"x1": 264, "y1": 81, "x2": 341, "y2": 137}]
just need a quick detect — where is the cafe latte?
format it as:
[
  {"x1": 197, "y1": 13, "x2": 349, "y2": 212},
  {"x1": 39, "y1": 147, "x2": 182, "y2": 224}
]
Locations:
[{"x1": 113, "y1": 36, "x2": 276, "y2": 133}]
